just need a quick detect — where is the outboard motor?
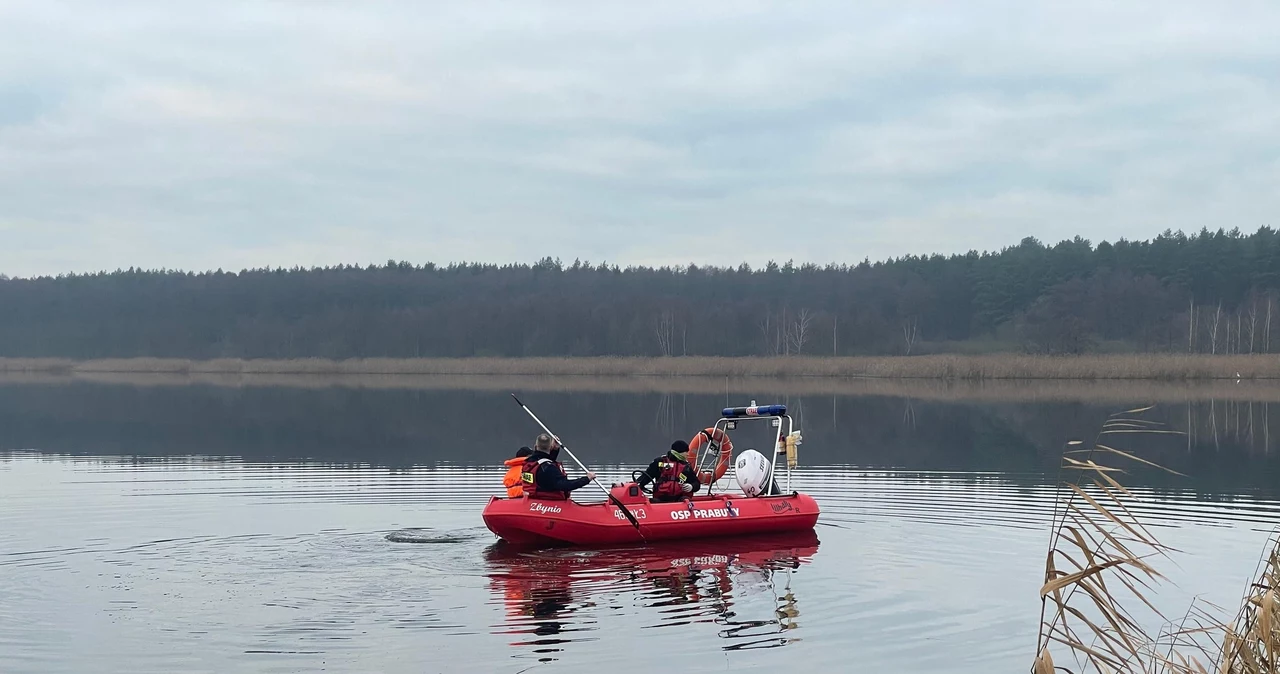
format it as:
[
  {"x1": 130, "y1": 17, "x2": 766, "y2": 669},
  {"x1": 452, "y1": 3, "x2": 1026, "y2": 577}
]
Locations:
[{"x1": 734, "y1": 449, "x2": 772, "y2": 497}]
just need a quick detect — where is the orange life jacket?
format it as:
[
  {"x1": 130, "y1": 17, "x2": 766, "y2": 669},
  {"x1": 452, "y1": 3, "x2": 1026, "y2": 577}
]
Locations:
[{"x1": 502, "y1": 456, "x2": 525, "y2": 498}]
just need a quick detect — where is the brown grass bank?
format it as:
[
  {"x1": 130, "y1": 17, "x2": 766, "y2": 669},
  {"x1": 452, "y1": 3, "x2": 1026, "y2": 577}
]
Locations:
[
  {"x1": 1, "y1": 354, "x2": 1279, "y2": 380},
  {"x1": 6, "y1": 370, "x2": 1280, "y2": 405}
]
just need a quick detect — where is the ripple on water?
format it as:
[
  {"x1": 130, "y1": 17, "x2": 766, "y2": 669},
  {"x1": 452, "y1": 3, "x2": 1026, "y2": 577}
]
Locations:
[{"x1": 384, "y1": 527, "x2": 487, "y2": 544}]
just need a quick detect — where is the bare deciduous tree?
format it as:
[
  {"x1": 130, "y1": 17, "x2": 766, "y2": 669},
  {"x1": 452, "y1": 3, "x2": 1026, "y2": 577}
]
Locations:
[
  {"x1": 787, "y1": 309, "x2": 813, "y2": 355},
  {"x1": 1249, "y1": 301, "x2": 1259, "y2": 354},
  {"x1": 1210, "y1": 302, "x2": 1222, "y2": 355},
  {"x1": 655, "y1": 309, "x2": 675, "y2": 357},
  {"x1": 1188, "y1": 298, "x2": 1196, "y2": 353},
  {"x1": 1236, "y1": 311, "x2": 1243, "y2": 355},
  {"x1": 902, "y1": 317, "x2": 920, "y2": 355},
  {"x1": 758, "y1": 308, "x2": 791, "y2": 355},
  {"x1": 757, "y1": 310, "x2": 775, "y2": 356},
  {"x1": 1268, "y1": 297, "x2": 1274, "y2": 353},
  {"x1": 780, "y1": 306, "x2": 790, "y2": 355}
]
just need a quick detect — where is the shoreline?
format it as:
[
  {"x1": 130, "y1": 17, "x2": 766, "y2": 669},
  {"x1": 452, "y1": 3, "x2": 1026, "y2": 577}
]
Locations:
[
  {"x1": 1, "y1": 354, "x2": 1279, "y2": 380},
  {"x1": 3, "y1": 369, "x2": 1280, "y2": 403},
  {"x1": 0, "y1": 350, "x2": 1274, "y2": 383}
]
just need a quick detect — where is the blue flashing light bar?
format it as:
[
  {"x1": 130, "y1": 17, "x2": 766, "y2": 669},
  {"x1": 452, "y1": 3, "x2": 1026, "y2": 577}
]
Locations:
[{"x1": 721, "y1": 404, "x2": 787, "y2": 418}]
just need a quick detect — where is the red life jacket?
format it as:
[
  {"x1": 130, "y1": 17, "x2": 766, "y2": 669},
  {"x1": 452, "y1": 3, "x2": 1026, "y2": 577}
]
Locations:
[
  {"x1": 521, "y1": 456, "x2": 569, "y2": 500},
  {"x1": 653, "y1": 458, "x2": 690, "y2": 501}
]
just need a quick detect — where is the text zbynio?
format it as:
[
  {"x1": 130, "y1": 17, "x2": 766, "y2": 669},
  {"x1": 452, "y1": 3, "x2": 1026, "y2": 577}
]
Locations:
[
  {"x1": 529, "y1": 503, "x2": 562, "y2": 514},
  {"x1": 670, "y1": 507, "x2": 737, "y2": 520}
]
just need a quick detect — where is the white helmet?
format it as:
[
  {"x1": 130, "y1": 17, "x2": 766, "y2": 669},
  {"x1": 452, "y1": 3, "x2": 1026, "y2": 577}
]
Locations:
[{"x1": 734, "y1": 449, "x2": 771, "y2": 497}]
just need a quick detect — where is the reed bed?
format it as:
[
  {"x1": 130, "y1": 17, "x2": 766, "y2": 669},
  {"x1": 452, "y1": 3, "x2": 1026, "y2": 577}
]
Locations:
[
  {"x1": 1218, "y1": 535, "x2": 1280, "y2": 673},
  {"x1": 2, "y1": 354, "x2": 1280, "y2": 380},
  {"x1": 1033, "y1": 405, "x2": 1280, "y2": 673},
  {"x1": 7, "y1": 370, "x2": 1280, "y2": 405}
]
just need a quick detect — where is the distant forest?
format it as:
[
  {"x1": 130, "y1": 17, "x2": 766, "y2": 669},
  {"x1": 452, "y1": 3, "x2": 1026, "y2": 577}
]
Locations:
[{"x1": 2, "y1": 227, "x2": 1279, "y2": 358}]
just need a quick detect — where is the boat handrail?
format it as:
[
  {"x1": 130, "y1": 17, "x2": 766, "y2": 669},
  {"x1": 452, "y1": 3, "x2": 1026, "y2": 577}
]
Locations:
[{"x1": 698, "y1": 404, "x2": 795, "y2": 497}]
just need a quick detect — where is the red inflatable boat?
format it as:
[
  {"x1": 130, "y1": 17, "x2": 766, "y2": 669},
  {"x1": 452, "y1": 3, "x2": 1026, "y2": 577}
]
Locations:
[
  {"x1": 483, "y1": 485, "x2": 819, "y2": 545},
  {"x1": 484, "y1": 402, "x2": 820, "y2": 546}
]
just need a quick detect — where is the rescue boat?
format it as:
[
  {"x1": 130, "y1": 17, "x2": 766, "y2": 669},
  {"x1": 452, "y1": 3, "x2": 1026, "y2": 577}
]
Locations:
[{"x1": 482, "y1": 402, "x2": 820, "y2": 546}]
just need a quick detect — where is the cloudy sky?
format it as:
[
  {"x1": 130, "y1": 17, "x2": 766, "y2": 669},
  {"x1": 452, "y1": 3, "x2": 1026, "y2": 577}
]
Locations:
[{"x1": 0, "y1": 1, "x2": 1276, "y2": 277}]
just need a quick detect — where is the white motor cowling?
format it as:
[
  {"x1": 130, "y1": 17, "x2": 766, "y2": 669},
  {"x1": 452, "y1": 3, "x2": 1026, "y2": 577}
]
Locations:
[{"x1": 734, "y1": 449, "x2": 772, "y2": 497}]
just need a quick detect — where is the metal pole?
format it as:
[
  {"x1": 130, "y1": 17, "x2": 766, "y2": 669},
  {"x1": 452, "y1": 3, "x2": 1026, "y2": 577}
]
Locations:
[
  {"x1": 511, "y1": 395, "x2": 610, "y2": 500},
  {"x1": 509, "y1": 394, "x2": 644, "y2": 537}
]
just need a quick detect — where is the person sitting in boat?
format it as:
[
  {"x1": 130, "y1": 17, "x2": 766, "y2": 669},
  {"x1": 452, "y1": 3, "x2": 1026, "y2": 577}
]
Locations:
[
  {"x1": 502, "y1": 447, "x2": 532, "y2": 498},
  {"x1": 635, "y1": 440, "x2": 701, "y2": 503},
  {"x1": 521, "y1": 434, "x2": 595, "y2": 500}
]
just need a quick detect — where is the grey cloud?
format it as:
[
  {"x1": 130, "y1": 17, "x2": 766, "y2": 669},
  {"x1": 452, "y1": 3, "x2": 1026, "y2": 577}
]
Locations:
[{"x1": 1, "y1": 0, "x2": 1278, "y2": 276}]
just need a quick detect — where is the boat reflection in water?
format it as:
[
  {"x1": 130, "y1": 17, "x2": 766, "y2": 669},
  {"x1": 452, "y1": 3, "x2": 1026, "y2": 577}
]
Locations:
[{"x1": 484, "y1": 530, "x2": 821, "y2": 664}]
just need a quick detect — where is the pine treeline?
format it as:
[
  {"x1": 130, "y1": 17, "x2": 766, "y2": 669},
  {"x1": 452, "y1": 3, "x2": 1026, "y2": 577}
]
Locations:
[{"x1": 1, "y1": 227, "x2": 1278, "y2": 359}]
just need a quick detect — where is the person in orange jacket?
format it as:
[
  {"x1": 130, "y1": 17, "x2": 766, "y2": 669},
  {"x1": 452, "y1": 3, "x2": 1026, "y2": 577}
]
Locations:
[{"x1": 503, "y1": 447, "x2": 533, "y2": 497}]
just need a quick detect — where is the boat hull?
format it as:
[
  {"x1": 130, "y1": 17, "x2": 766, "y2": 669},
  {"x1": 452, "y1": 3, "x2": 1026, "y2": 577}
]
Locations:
[{"x1": 481, "y1": 487, "x2": 820, "y2": 546}]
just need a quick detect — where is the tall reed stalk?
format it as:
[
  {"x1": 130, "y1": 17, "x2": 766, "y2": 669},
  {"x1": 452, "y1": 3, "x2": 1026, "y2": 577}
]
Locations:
[
  {"x1": 1217, "y1": 534, "x2": 1280, "y2": 673},
  {"x1": 1033, "y1": 406, "x2": 1280, "y2": 673}
]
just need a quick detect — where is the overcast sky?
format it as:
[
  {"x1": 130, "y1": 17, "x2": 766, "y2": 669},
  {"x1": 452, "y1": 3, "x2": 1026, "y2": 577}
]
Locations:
[{"x1": 1, "y1": 1, "x2": 1276, "y2": 277}]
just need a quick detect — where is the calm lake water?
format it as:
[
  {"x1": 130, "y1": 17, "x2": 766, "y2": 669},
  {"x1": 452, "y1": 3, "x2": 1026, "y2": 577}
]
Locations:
[{"x1": 3, "y1": 380, "x2": 1280, "y2": 673}]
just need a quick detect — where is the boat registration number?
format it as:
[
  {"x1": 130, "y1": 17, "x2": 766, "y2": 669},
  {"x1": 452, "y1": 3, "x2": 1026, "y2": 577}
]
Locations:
[{"x1": 613, "y1": 508, "x2": 647, "y2": 520}]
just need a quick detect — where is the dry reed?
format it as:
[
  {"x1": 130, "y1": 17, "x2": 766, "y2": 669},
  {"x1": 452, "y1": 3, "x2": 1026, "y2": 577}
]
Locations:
[
  {"x1": 1033, "y1": 405, "x2": 1280, "y2": 673},
  {"x1": 2, "y1": 354, "x2": 1280, "y2": 380},
  {"x1": 1035, "y1": 406, "x2": 1199, "y2": 673},
  {"x1": 7, "y1": 370, "x2": 1280, "y2": 405},
  {"x1": 1217, "y1": 535, "x2": 1280, "y2": 673}
]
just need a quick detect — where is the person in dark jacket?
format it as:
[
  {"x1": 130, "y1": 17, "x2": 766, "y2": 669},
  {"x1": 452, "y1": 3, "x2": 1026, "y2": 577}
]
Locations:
[
  {"x1": 521, "y1": 433, "x2": 595, "y2": 500},
  {"x1": 636, "y1": 440, "x2": 701, "y2": 502}
]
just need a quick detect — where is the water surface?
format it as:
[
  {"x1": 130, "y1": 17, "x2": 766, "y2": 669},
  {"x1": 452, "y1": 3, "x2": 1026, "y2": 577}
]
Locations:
[{"x1": 2, "y1": 382, "x2": 1279, "y2": 672}]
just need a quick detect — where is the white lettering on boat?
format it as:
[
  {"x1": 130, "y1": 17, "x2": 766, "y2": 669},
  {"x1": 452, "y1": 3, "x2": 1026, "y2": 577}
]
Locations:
[
  {"x1": 670, "y1": 555, "x2": 730, "y2": 567},
  {"x1": 529, "y1": 502, "x2": 562, "y2": 514},
  {"x1": 613, "y1": 508, "x2": 647, "y2": 520},
  {"x1": 669, "y1": 505, "x2": 738, "y2": 520}
]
